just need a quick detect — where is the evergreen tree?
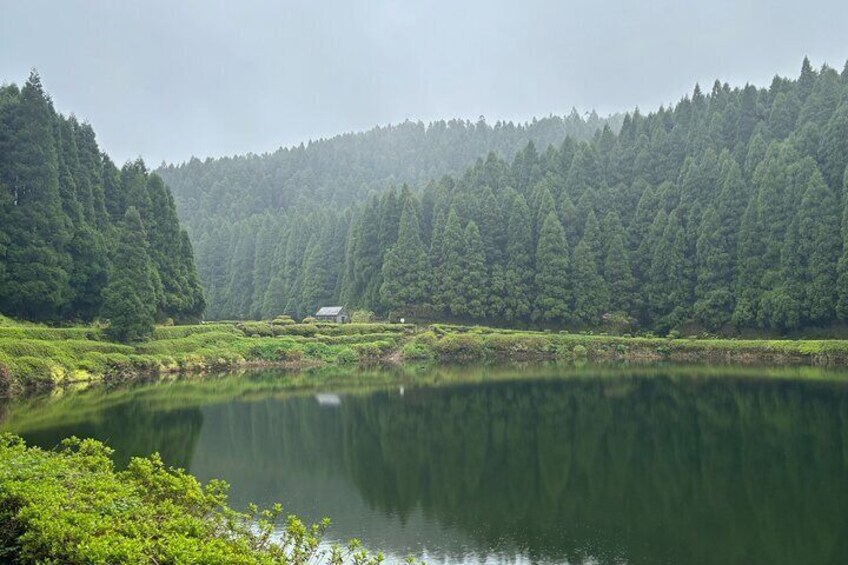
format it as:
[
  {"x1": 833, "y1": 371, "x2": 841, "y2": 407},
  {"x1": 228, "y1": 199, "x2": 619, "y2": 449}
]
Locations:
[
  {"x1": 818, "y1": 104, "x2": 848, "y2": 189},
  {"x1": 0, "y1": 71, "x2": 72, "y2": 320},
  {"x1": 101, "y1": 207, "x2": 157, "y2": 341},
  {"x1": 797, "y1": 169, "x2": 840, "y2": 324},
  {"x1": 533, "y1": 212, "x2": 571, "y2": 322},
  {"x1": 601, "y1": 212, "x2": 634, "y2": 315},
  {"x1": 646, "y1": 210, "x2": 688, "y2": 330},
  {"x1": 380, "y1": 200, "x2": 428, "y2": 311},
  {"x1": 732, "y1": 199, "x2": 764, "y2": 327},
  {"x1": 759, "y1": 219, "x2": 803, "y2": 331},
  {"x1": 693, "y1": 206, "x2": 734, "y2": 330},
  {"x1": 571, "y1": 212, "x2": 609, "y2": 324},
  {"x1": 434, "y1": 209, "x2": 466, "y2": 315},
  {"x1": 837, "y1": 168, "x2": 848, "y2": 320},
  {"x1": 459, "y1": 221, "x2": 488, "y2": 319},
  {"x1": 503, "y1": 195, "x2": 533, "y2": 320},
  {"x1": 65, "y1": 225, "x2": 108, "y2": 321}
]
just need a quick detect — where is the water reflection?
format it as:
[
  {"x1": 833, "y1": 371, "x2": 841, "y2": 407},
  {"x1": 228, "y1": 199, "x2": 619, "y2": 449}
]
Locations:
[{"x1": 3, "y1": 367, "x2": 848, "y2": 564}]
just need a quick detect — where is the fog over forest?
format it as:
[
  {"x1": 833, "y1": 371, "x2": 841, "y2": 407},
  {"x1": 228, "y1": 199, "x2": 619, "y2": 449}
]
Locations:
[{"x1": 1, "y1": 0, "x2": 847, "y2": 165}]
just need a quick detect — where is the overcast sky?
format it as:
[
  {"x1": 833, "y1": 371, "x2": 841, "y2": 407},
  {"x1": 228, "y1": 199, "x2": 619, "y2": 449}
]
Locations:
[{"x1": 1, "y1": 0, "x2": 847, "y2": 165}]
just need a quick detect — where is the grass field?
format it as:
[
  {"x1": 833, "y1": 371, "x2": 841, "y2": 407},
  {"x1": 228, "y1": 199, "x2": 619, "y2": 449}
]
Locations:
[{"x1": 2, "y1": 316, "x2": 848, "y2": 396}]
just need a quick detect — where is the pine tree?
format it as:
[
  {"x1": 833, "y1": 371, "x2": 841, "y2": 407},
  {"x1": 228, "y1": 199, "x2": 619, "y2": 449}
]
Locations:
[
  {"x1": 101, "y1": 207, "x2": 157, "y2": 342},
  {"x1": 571, "y1": 211, "x2": 609, "y2": 325},
  {"x1": 693, "y1": 206, "x2": 734, "y2": 330},
  {"x1": 435, "y1": 209, "x2": 466, "y2": 315},
  {"x1": 557, "y1": 191, "x2": 579, "y2": 246},
  {"x1": 380, "y1": 200, "x2": 428, "y2": 311},
  {"x1": 759, "y1": 219, "x2": 803, "y2": 331},
  {"x1": 646, "y1": 210, "x2": 688, "y2": 331},
  {"x1": 732, "y1": 198, "x2": 764, "y2": 327},
  {"x1": 818, "y1": 104, "x2": 848, "y2": 189},
  {"x1": 769, "y1": 92, "x2": 801, "y2": 140},
  {"x1": 65, "y1": 224, "x2": 108, "y2": 321},
  {"x1": 531, "y1": 182, "x2": 556, "y2": 247},
  {"x1": 301, "y1": 217, "x2": 339, "y2": 315},
  {"x1": 503, "y1": 195, "x2": 533, "y2": 320},
  {"x1": 177, "y1": 230, "x2": 205, "y2": 321},
  {"x1": 533, "y1": 212, "x2": 571, "y2": 322},
  {"x1": 378, "y1": 189, "x2": 402, "y2": 252},
  {"x1": 797, "y1": 169, "x2": 840, "y2": 324},
  {"x1": 0, "y1": 71, "x2": 72, "y2": 320},
  {"x1": 349, "y1": 199, "x2": 383, "y2": 309},
  {"x1": 837, "y1": 168, "x2": 848, "y2": 320},
  {"x1": 459, "y1": 221, "x2": 488, "y2": 319},
  {"x1": 601, "y1": 212, "x2": 634, "y2": 315}
]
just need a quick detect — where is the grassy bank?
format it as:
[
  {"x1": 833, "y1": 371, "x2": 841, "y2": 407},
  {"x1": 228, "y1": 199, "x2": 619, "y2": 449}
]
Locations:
[
  {"x1": 0, "y1": 433, "x2": 381, "y2": 565},
  {"x1": 3, "y1": 318, "x2": 848, "y2": 396}
]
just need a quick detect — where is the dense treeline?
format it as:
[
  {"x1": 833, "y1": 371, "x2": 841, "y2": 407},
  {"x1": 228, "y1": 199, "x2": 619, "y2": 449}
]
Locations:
[
  {"x1": 158, "y1": 112, "x2": 619, "y2": 320},
  {"x1": 186, "y1": 58, "x2": 848, "y2": 334},
  {"x1": 0, "y1": 72, "x2": 204, "y2": 333}
]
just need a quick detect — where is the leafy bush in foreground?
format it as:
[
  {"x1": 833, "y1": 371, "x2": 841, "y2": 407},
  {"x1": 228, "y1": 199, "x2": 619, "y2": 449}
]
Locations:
[{"x1": 0, "y1": 434, "x2": 384, "y2": 565}]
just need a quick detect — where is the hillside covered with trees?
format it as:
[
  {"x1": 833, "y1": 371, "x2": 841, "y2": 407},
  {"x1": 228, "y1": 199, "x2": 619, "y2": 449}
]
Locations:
[
  {"x1": 157, "y1": 112, "x2": 619, "y2": 319},
  {"x1": 0, "y1": 73, "x2": 204, "y2": 337},
  {"x1": 163, "y1": 58, "x2": 848, "y2": 336}
]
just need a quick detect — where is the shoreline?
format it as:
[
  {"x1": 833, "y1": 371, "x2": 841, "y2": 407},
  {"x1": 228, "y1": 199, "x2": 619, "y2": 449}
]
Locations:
[{"x1": 3, "y1": 321, "x2": 848, "y2": 397}]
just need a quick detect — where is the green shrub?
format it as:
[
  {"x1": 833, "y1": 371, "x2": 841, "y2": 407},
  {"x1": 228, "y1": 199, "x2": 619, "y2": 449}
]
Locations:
[
  {"x1": 151, "y1": 324, "x2": 239, "y2": 340},
  {"x1": 270, "y1": 315, "x2": 296, "y2": 326},
  {"x1": 302, "y1": 316, "x2": 318, "y2": 324},
  {"x1": 402, "y1": 341, "x2": 435, "y2": 361},
  {"x1": 572, "y1": 344, "x2": 588, "y2": 359},
  {"x1": 275, "y1": 324, "x2": 319, "y2": 337},
  {"x1": 0, "y1": 356, "x2": 11, "y2": 392},
  {"x1": 0, "y1": 434, "x2": 383, "y2": 565},
  {"x1": 9, "y1": 356, "x2": 58, "y2": 387},
  {"x1": 350, "y1": 310, "x2": 376, "y2": 323},
  {"x1": 483, "y1": 333, "x2": 551, "y2": 357},
  {"x1": 236, "y1": 322, "x2": 275, "y2": 337},
  {"x1": 335, "y1": 347, "x2": 359, "y2": 364},
  {"x1": 434, "y1": 333, "x2": 484, "y2": 360},
  {"x1": 353, "y1": 340, "x2": 394, "y2": 361}
]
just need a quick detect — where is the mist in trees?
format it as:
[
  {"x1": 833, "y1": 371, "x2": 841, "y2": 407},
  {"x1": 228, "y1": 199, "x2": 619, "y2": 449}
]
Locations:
[{"x1": 159, "y1": 59, "x2": 848, "y2": 335}]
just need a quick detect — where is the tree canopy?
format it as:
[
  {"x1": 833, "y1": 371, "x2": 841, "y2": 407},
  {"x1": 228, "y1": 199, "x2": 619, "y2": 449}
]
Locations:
[
  {"x1": 160, "y1": 59, "x2": 848, "y2": 334},
  {"x1": 0, "y1": 72, "x2": 204, "y2": 332}
]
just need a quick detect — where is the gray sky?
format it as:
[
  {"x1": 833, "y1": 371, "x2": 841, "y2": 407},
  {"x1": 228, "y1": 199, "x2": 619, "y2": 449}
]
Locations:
[{"x1": 1, "y1": 0, "x2": 847, "y2": 166}]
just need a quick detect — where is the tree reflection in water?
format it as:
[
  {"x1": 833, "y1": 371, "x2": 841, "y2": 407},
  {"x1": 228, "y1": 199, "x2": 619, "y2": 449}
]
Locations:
[{"x1": 5, "y1": 369, "x2": 848, "y2": 564}]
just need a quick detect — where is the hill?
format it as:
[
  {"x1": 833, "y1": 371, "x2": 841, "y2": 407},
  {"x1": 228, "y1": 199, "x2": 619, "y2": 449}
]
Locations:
[
  {"x1": 171, "y1": 58, "x2": 848, "y2": 336},
  {"x1": 157, "y1": 113, "x2": 619, "y2": 319}
]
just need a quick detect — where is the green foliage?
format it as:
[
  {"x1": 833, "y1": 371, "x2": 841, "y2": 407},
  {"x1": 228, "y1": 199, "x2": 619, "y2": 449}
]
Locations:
[
  {"x1": 350, "y1": 310, "x2": 376, "y2": 323},
  {"x1": 380, "y1": 200, "x2": 428, "y2": 311},
  {"x1": 572, "y1": 212, "x2": 609, "y2": 324},
  {"x1": 533, "y1": 212, "x2": 571, "y2": 322},
  {"x1": 101, "y1": 208, "x2": 158, "y2": 342},
  {"x1": 12, "y1": 61, "x2": 848, "y2": 336},
  {"x1": 433, "y1": 333, "x2": 485, "y2": 360},
  {"x1": 0, "y1": 434, "x2": 384, "y2": 565},
  {"x1": 0, "y1": 73, "x2": 203, "y2": 327}
]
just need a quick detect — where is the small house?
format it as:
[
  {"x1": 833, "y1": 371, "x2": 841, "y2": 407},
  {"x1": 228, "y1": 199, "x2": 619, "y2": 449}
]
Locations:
[{"x1": 314, "y1": 306, "x2": 349, "y2": 323}]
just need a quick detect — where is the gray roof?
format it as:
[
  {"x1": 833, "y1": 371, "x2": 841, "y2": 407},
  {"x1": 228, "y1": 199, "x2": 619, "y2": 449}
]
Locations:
[{"x1": 315, "y1": 306, "x2": 345, "y2": 316}]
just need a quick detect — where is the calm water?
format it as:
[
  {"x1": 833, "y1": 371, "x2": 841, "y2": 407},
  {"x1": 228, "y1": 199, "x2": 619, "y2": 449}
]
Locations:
[{"x1": 3, "y1": 365, "x2": 848, "y2": 565}]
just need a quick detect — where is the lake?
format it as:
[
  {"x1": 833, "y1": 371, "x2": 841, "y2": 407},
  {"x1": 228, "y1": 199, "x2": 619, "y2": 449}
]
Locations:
[{"x1": 2, "y1": 364, "x2": 848, "y2": 564}]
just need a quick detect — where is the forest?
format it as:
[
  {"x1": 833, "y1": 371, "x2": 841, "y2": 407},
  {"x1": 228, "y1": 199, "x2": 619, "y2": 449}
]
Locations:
[
  {"x1": 0, "y1": 73, "x2": 204, "y2": 339},
  {"x1": 158, "y1": 110, "x2": 620, "y2": 320},
  {"x1": 160, "y1": 58, "x2": 848, "y2": 334}
]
